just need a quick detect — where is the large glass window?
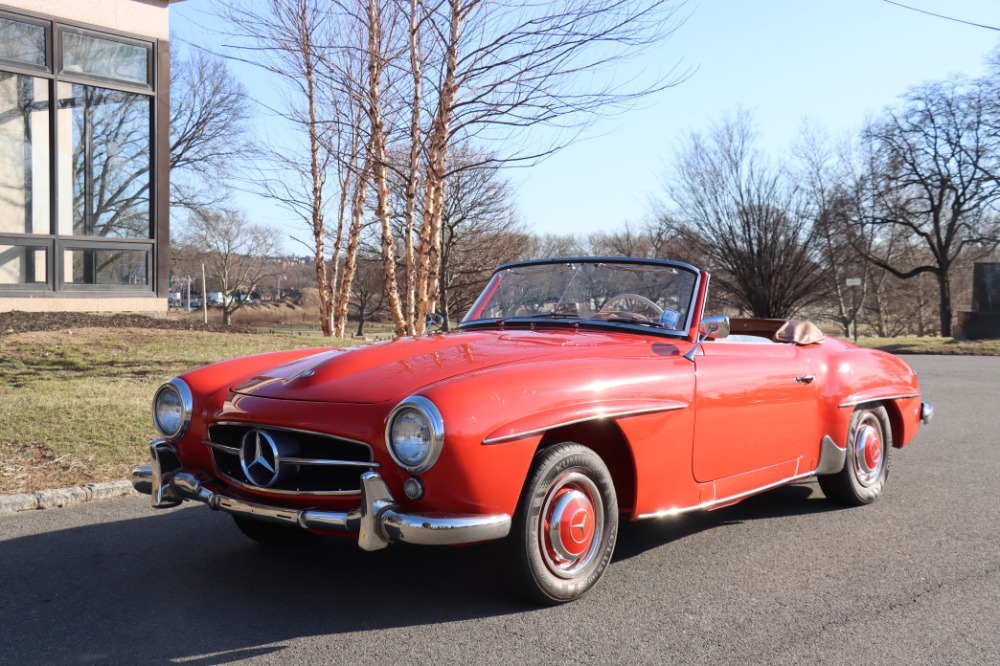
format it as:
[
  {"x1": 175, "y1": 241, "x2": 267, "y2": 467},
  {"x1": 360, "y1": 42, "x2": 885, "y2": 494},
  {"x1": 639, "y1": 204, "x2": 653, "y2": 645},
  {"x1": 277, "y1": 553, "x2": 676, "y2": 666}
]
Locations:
[
  {"x1": 0, "y1": 16, "x2": 46, "y2": 70},
  {"x1": 64, "y1": 247, "x2": 148, "y2": 286},
  {"x1": 61, "y1": 30, "x2": 150, "y2": 86},
  {"x1": 57, "y1": 82, "x2": 151, "y2": 239},
  {"x1": 0, "y1": 73, "x2": 49, "y2": 234},
  {"x1": 0, "y1": 243, "x2": 47, "y2": 285},
  {"x1": 0, "y1": 10, "x2": 158, "y2": 295}
]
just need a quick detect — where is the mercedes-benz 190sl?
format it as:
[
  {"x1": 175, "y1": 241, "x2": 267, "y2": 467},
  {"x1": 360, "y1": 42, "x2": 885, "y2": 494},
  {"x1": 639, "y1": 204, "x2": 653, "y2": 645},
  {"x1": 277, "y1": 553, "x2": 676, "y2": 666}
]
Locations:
[{"x1": 132, "y1": 257, "x2": 932, "y2": 603}]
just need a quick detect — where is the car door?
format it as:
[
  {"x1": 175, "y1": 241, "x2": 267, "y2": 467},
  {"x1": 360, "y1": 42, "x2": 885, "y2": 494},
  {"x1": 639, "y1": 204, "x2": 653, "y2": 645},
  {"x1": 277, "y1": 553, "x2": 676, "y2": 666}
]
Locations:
[{"x1": 691, "y1": 339, "x2": 821, "y2": 483}]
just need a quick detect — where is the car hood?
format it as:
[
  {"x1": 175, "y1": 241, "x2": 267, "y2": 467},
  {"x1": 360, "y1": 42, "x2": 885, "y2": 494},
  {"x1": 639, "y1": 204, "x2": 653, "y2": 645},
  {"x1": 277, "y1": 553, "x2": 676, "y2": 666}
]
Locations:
[{"x1": 229, "y1": 329, "x2": 624, "y2": 404}]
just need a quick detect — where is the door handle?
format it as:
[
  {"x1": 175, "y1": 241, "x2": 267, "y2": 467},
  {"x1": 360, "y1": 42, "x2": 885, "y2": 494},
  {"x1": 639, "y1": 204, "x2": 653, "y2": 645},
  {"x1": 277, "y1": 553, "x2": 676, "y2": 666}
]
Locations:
[{"x1": 795, "y1": 375, "x2": 816, "y2": 384}]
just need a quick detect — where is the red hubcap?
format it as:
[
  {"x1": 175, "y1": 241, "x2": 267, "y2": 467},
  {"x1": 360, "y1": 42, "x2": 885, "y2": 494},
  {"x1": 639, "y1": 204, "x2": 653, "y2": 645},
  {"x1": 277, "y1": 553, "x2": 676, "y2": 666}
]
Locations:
[
  {"x1": 864, "y1": 430, "x2": 882, "y2": 469},
  {"x1": 540, "y1": 471, "x2": 604, "y2": 579},
  {"x1": 553, "y1": 489, "x2": 596, "y2": 558},
  {"x1": 853, "y1": 419, "x2": 885, "y2": 487}
]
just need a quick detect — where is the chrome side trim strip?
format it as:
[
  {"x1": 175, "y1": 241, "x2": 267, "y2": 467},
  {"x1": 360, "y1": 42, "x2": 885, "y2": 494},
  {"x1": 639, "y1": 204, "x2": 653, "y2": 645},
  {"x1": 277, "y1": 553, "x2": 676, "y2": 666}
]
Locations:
[
  {"x1": 636, "y1": 471, "x2": 816, "y2": 520},
  {"x1": 838, "y1": 393, "x2": 920, "y2": 408},
  {"x1": 483, "y1": 403, "x2": 689, "y2": 445}
]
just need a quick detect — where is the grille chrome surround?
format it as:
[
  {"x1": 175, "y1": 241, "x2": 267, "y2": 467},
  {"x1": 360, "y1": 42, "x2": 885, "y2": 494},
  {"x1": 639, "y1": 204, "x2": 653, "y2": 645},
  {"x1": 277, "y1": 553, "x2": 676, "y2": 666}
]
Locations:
[{"x1": 206, "y1": 422, "x2": 378, "y2": 496}]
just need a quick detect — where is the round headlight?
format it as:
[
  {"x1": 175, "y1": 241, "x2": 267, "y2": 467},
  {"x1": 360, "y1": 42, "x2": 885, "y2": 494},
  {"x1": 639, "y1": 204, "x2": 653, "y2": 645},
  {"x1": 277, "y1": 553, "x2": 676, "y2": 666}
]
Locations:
[
  {"x1": 152, "y1": 378, "x2": 193, "y2": 440},
  {"x1": 386, "y1": 396, "x2": 444, "y2": 473}
]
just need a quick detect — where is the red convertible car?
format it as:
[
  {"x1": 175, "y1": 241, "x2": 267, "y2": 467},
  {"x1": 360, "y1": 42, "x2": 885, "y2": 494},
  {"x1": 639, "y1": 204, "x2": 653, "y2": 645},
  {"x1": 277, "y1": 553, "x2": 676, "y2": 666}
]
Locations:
[{"x1": 133, "y1": 257, "x2": 932, "y2": 603}]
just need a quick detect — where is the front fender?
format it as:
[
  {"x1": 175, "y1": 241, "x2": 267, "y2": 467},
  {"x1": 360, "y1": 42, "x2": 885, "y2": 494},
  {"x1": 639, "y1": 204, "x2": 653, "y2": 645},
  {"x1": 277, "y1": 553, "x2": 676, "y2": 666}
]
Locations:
[{"x1": 482, "y1": 398, "x2": 689, "y2": 444}]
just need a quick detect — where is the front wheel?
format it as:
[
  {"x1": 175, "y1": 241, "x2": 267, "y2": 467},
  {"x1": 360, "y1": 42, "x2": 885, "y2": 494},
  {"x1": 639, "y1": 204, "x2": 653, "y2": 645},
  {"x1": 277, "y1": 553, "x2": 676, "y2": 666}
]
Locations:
[
  {"x1": 818, "y1": 405, "x2": 892, "y2": 506},
  {"x1": 508, "y1": 442, "x2": 619, "y2": 604}
]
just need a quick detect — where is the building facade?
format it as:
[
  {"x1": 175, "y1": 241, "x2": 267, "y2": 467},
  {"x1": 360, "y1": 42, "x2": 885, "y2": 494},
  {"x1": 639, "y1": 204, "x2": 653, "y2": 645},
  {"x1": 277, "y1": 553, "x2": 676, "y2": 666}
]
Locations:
[{"x1": 0, "y1": 0, "x2": 177, "y2": 313}]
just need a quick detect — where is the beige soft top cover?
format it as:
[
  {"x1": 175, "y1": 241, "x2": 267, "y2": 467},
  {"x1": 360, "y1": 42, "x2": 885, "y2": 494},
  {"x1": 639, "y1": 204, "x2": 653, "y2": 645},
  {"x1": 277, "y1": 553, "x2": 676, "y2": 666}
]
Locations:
[{"x1": 730, "y1": 318, "x2": 826, "y2": 346}]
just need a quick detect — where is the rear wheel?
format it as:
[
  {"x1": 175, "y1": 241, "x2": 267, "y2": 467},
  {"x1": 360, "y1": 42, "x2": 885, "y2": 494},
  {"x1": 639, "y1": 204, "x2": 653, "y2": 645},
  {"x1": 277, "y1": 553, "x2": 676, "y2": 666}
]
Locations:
[
  {"x1": 508, "y1": 442, "x2": 618, "y2": 604},
  {"x1": 818, "y1": 405, "x2": 892, "y2": 506},
  {"x1": 232, "y1": 515, "x2": 321, "y2": 547}
]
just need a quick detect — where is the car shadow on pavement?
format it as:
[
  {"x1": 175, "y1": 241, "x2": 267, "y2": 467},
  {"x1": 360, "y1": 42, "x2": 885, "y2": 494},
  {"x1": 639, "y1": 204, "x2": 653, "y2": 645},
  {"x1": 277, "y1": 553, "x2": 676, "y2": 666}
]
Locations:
[
  {"x1": 0, "y1": 503, "x2": 528, "y2": 666},
  {"x1": 0, "y1": 481, "x2": 838, "y2": 665},
  {"x1": 614, "y1": 480, "x2": 840, "y2": 561}
]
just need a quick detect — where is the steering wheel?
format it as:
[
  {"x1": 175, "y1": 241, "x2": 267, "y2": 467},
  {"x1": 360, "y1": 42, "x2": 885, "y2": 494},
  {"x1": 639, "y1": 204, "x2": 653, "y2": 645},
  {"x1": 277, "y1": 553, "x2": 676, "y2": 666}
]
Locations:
[{"x1": 600, "y1": 294, "x2": 664, "y2": 319}]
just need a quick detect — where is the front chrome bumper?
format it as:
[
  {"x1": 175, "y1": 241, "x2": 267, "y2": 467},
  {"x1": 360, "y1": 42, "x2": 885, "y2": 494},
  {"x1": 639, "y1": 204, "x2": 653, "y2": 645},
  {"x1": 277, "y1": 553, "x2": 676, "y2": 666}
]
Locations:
[
  {"x1": 131, "y1": 441, "x2": 511, "y2": 551},
  {"x1": 920, "y1": 402, "x2": 934, "y2": 425}
]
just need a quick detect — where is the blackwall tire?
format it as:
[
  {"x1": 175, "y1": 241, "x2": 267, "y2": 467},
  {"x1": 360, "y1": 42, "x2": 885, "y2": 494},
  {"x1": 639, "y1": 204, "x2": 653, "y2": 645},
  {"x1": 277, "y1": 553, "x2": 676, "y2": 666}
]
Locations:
[
  {"x1": 508, "y1": 442, "x2": 618, "y2": 604},
  {"x1": 818, "y1": 405, "x2": 892, "y2": 506}
]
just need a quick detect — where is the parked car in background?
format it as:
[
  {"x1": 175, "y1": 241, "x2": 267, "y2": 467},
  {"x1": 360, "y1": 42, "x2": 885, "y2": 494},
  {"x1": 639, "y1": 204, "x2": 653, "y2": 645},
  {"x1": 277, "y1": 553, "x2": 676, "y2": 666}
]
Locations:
[{"x1": 133, "y1": 257, "x2": 932, "y2": 603}]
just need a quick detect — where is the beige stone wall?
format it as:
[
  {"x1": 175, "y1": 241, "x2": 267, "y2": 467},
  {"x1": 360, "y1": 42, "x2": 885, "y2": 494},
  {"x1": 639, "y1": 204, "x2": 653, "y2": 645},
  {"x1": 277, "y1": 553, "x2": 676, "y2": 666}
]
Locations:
[
  {"x1": 1, "y1": 296, "x2": 167, "y2": 314},
  {"x1": 0, "y1": 0, "x2": 173, "y2": 40}
]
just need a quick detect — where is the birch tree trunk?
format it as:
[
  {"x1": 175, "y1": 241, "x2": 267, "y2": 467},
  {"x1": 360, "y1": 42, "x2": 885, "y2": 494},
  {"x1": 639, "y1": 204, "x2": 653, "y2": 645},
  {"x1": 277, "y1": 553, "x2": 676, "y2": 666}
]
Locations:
[{"x1": 366, "y1": 0, "x2": 407, "y2": 336}]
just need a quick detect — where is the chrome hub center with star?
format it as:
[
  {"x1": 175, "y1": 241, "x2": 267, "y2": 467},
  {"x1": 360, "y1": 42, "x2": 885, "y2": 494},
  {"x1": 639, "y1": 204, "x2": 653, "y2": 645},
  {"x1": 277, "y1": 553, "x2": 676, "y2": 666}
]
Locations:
[{"x1": 239, "y1": 429, "x2": 282, "y2": 487}]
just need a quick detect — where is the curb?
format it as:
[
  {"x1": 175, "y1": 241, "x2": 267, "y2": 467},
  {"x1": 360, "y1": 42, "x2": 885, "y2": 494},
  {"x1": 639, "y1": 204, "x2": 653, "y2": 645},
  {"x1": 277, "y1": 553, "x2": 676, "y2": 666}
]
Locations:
[{"x1": 0, "y1": 480, "x2": 140, "y2": 516}]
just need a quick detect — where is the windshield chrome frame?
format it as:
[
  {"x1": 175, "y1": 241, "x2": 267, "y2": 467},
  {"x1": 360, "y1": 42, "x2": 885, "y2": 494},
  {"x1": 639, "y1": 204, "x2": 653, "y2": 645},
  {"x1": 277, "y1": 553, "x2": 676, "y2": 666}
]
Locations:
[{"x1": 458, "y1": 257, "x2": 703, "y2": 338}]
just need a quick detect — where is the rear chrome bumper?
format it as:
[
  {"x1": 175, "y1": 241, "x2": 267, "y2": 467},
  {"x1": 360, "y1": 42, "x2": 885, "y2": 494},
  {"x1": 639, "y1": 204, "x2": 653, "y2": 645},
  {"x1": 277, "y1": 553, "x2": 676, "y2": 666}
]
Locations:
[
  {"x1": 131, "y1": 441, "x2": 511, "y2": 551},
  {"x1": 921, "y1": 402, "x2": 934, "y2": 425}
]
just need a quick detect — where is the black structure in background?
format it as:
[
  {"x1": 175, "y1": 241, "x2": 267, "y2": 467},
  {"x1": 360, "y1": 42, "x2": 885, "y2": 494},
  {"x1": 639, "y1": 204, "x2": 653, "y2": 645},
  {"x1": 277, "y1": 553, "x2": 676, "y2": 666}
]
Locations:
[{"x1": 958, "y1": 263, "x2": 1000, "y2": 339}]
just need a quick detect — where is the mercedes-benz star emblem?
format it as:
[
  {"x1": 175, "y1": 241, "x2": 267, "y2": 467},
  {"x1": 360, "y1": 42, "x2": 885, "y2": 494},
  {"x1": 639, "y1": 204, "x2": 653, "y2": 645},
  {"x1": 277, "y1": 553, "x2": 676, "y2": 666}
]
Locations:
[
  {"x1": 240, "y1": 429, "x2": 281, "y2": 487},
  {"x1": 570, "y1": 509, "x2": 590, "y2": 544}
]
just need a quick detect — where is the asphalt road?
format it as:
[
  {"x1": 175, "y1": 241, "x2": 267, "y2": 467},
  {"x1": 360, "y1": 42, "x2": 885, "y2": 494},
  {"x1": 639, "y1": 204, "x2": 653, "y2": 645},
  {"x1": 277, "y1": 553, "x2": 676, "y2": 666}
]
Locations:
[{"x1": 1, "y1": 356, "x2": 997, "y2": 666}]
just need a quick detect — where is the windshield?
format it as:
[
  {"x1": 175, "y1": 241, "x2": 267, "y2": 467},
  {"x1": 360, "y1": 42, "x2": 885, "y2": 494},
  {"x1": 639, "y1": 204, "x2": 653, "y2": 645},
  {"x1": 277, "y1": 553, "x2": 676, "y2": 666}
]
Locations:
[{"x1": 461, "y1": 259, "x2": 699, "y2": 334}]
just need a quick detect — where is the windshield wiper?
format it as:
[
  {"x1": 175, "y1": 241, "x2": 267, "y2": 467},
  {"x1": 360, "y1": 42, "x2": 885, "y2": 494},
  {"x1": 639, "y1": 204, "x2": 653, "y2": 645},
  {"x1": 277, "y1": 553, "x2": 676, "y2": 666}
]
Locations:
[
  {"x1": 584, "y1": 315, "x2": 665, "y2": 328},
  {"x1": 531, "y1": 312, "x2": 581, "y2": 319}
]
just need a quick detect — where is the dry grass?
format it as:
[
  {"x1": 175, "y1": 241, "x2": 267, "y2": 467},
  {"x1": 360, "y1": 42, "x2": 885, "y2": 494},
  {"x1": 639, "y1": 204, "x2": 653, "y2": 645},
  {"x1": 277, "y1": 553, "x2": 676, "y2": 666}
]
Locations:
[
  {"x1": 0, "y1": 328, "x2": 349, "y2": 495},
  {"x1": 852, "y1": 336, "x2": 1000, "y2": 355}
]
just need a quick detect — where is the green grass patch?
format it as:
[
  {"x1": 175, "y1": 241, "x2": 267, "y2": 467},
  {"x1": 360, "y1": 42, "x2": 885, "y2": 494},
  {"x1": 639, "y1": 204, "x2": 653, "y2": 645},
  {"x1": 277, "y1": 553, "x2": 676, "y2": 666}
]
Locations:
[
  {"x1": 851, "y1": 336, "x2": 1000, "y2": 355},
  {"x1": 0, "y1": 329, "x2": 352, "y2": 494}
]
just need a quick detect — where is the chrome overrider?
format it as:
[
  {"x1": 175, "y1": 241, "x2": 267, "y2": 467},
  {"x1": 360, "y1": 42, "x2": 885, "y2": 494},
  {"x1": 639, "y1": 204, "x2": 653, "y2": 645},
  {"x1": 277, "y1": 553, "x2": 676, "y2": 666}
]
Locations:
[{"x1": 131, "y1": 441, "x2": 512, "y2": 551}]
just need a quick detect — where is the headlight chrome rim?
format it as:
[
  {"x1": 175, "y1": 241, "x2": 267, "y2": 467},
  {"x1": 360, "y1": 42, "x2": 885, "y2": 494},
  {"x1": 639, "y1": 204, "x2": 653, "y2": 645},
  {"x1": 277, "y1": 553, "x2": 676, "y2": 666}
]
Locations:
[
  {"x1": 385, "y1": 395, "x2": 444, "y2": 474},
  {"x1": 152, "y1": 378, "x2": 193, "y2": 440}
]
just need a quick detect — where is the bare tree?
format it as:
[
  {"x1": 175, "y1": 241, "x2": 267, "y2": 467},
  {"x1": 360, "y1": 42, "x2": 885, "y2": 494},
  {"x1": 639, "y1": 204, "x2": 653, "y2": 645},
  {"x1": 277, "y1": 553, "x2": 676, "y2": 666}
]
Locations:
[
  {"x1": 221, "y1": 0, "x2": 688, "y2": 337},
  {"x1": 178, "y1": 208, "x2": 283, "y2": 325},
  {"x1": 588, "y1": 221, "x2": 677, "y2": 259},
  {"x1": 170, "y1": 47, "x2": 252, "y2": 210},
  {"x1": 661, "y1": 111, "x2": 829, "y2": 318},
  {"x1": 219, "y1": 0, "x2": 343, "y2": 335},
  {"x1": 350, "y1": 253, "x2": 388, "y2": 336},
  {"x1": 437, "y1": 150, "x2": 528, "y2": 325},
  {"x1": 857, "y1": 77, "x2": 1000, "y2": 336},
  {"x1": 794, "y1": 125, "x2": 870, "y2": 337},
  {"x1": 523, "y1": 233, "x2": 588, "y2": 259},
  {"x1": 408, "y1": 0, "x2": 690, "y2": 329},
  {"x1": 362, "y1": 0, "x2": 408, "y2": 336}
]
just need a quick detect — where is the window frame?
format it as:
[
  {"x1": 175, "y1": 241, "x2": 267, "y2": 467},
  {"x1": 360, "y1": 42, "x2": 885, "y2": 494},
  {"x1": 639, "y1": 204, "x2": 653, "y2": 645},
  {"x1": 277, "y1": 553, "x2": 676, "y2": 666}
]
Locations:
[
  {"x1": 0, "y1": 237, "x2": 51, "y2": 290},
  {"x1": 57, "y1": 25, "x2": 153, "y2": 91},
  {"x1": 0, "y1": 6, "x2": 162, "y2": 297},
  {"x1": 56, "y1": 238, "x2": 153, "y2": 291},
  {"x1": 0, "y1": 9, "x2": 50, "y2": 72}
]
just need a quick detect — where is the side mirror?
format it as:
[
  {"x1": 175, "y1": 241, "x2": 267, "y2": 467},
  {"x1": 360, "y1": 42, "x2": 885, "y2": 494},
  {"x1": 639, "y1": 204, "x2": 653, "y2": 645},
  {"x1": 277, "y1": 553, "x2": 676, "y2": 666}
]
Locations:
[
  {"x1": 703, "y1": 315, "x2": 730, "y2": 340},
  {"x1": 684, "y1": 315, "x2": 730, "y2": 362},
  {"x1": 423, "y1": 312, "x2": 445, "y2": 335}
]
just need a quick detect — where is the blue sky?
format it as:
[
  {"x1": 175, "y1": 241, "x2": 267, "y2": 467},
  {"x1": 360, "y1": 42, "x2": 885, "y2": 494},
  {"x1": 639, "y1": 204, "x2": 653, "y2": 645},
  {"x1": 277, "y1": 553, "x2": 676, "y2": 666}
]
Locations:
[{"x1": 171, "y1": 0, "x2": 1000, "y2": 246}]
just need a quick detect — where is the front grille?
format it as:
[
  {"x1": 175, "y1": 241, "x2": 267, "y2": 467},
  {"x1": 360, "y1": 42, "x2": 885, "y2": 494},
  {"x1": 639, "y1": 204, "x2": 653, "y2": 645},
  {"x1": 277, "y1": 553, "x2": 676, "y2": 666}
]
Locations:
[{"x1": 206, "y1": 423, "x2": 377, "y2": 495}]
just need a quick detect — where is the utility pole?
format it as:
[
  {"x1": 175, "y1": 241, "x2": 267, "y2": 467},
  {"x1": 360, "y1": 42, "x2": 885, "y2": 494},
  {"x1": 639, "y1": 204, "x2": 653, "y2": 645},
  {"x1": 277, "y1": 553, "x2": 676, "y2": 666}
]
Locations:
[
  {"x1": 202, "y1": 264, "x2": 208, "y2": 324},
  {"x1": 846, "y1": 277, "x2": 862, "y2": 342}
]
